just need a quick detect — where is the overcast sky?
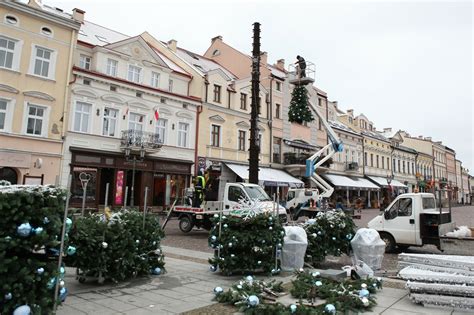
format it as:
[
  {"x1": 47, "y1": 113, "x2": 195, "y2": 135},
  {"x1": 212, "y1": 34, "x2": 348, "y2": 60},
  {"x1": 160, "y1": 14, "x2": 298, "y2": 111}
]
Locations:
[{"x1": 46, "y1": 0, "x2": 473, "y2": 173}]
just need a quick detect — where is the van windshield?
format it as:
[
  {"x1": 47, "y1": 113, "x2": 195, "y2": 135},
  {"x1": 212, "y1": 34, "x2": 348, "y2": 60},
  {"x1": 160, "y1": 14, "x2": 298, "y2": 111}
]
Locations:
[{"x1": 244, "y1": 186, "x2": 272, "y2": 201}]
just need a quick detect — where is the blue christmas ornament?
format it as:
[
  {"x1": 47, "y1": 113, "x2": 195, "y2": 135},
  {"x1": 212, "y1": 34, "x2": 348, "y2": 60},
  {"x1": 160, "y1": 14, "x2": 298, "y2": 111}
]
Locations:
[
  {"x1": 13, "y1": 305, "x2": 31, "y2": 315},
  {"x1": 312, "y1": 233, "x2": 317, "y2": 238},
  {"x1": 210, "y1": 235, "x2": 217, "y2": 242},
  {"x1": 4, "y1": 292, "x2": 12, "y2": 300},
  {"x1": 318, "y1": 231, "x2": 322, "y2": 235},
  {"x1": 213, "y1": 286, "x2": 223, "y2": 295},
  {"x1": 37, "y1": 267, "x2": 45, "y2": 275},
  {"x1": 325, "y1": 304, "x2": 336, "y2": 314},
  {"x1": 65, "y1": 218, "x2": 73, "y2": 231},
  {"x1": 17, "y1": 223, "x2": 32, "y2": 237},
  {"x1": 277, "y1": 243, "x2": 282, "y2": 249},
  {"x1": 248, "y1": 295, "x2": 259, "y2": 307},
  {"x1": 47, "y1": 277, "x2": 56, "y2": 289},
  {"x1": 223, "y1": 224, "x2": 228, "y2": 228},
  {"x1": 59, "y1": 266, "x2": 65, "y2": 277},
  {"x1": 269, "y1": 216, "x2": 273, "y2": 221},
  {"x1": 67, "y1": 246, "x2": 76, "y2": 256},
  {"x1": 315, "y1": 280, "x2": 322, "y2": 286},
  {"x1": 332, "y1": 237, "x2": 336, "y2": 241},
  {"x1": 290, "y1": 304, "x2": 297, "y2": 313},
  {"x1": 209, "y1": 265, "x2": 217, "y2": 272},
  {"x1": 359, "y1": 289, "x2": 370, "y2": 298},
  {"x1": 280, "y1": 231, "x2": 285, "y2": 236},
  {"x1": 35, "y1": 227, "x2": 44, "y2": 235},
  {"x1": 213, "y1": 214, "x2": 219, "y2": 218},
  {"x1": 346, "y1": 233, "x2": 352, "y2": 240},
  {"x1": 246, "y1": 275, "x2": 253, "y2": 282},
  {"x1": 5, "y1": 236, "x2": 12, "y2": 241},
  {"x1": 257, "y1": 260, "x2": 261, "y2": 265},
  {"x1": 312, "y1": 271, "x2": 320, "y2": 277},
  {"x1": 59, "y1": 287, "x2": 68, "y2": 302},
  {"x1": 152, "y1": 267, "x2": 161, "y2": 275},
  {"x1": 237, "y1": 284, "x2": 243, "y2": 290},
  {"x1": 135, "y1": 240, "x2": 140, "y2": 244},
  {"x1": 269, "y1": 226, "x2": 273, "y2": 230},
  {"x1": 43, "y1": 217, "x2": 50, "y2": 224}
]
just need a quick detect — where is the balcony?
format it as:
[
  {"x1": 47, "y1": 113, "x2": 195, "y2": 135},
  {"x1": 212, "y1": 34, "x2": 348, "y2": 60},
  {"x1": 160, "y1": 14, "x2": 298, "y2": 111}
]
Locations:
[
  {"x1": 346, "y1": 162, "x2": 359, "y2": 171},
  {"x1": 120, "y1": 130, "x2": 163, "y2": 152},
  {"x1": 283, "y1": 152, "x2": 311, "y2": 165}
]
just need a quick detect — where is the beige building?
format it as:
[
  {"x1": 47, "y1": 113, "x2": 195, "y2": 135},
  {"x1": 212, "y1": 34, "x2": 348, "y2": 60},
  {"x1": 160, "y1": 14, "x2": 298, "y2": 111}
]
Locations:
[
  {"x1": 445, "y1": 146, "x2": 456, "y2": 191},
  {"x1": 432, "y1": 141, "x2": 447, "y2": 190},
  {"x1": 455, "y1": 159, "x2": 463, "y2": 203},
  {"x1": 0, "y1": 1, "x2": 81, "y2": 185}
]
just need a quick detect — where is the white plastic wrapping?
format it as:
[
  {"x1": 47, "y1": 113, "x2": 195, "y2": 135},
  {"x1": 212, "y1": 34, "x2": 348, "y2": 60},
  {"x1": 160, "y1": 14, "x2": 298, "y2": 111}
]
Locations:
[
  {"x1": 281, "y1": 226, "x2": 308, "y2": 271},
  {"x1": 350, "y1": 228, "x2": 385, "y2": 270}
]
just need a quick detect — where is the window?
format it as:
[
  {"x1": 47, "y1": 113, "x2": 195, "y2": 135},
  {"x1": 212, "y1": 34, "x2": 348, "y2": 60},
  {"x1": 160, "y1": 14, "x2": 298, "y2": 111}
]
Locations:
[
  {"x1": 228, "y1": 186, "x2": 245, "y2": 202},
  {"x1": 275, "y1": 103, "x2": 281, "y2": 119},
  {"x1": 73, "y1": 101, "x2": 91, "y2": 133},
  {"x1": 0, "y1": 36, "x2": 16, "y2": 69},
  {"x1": 398, "y1": 160, "x2": 401, "y2": 173},
  {"x1": 102, "y1": 107, "x2": 118, "y2": 137},
  {"x1": 211, "y1": 124, "x2": 220, "y2": 147},
  {"x1": 273, "y1": 137, "x2": 282, "y2": 163},
  {"x1": 422, "y1": 197, "x2": 436, "y2": 210},
  {"x1": 177, "y1": 122, "x2": 189, "y2": 147},
  {"x1": 398, "y1": 198, "x2": 412, "y2": 216},
  {"x1": 129, "y1": 113, "x2": 144, "y2": 131},
  {"x1": 275, "y1": 81, "x2": 281, "y2": 91},
  {"x1": 387, "y1": 157, "x2": 390, "y2": 170},
  {"x1": 412, "y1": 163, "x2": 415, "y2": 175},
  {"x1": 41, "y1": 27, "x2": 52, "y2": 37},
  {"x1": 168, "y1": 79, "x2": 173, "y2": 92},
  {"x1": 364, "y1": 152, "x2": 367, "y2": 166},
  {"x1": 376, "y1": 155, "x2": 379, "y2": 168},
  {"x1": 110, "y1": 85, "x2": 117, "y2": 92},
  {"x1": 127, "y1": 65, "x2": 141, "y2": 83},
  {"x1": 33, "y1": 46, "x2": 53, "y2": 77},
  {"x1": 151, "y1": 72, "x2": 160, "y2": 88},
  {"x1": 83, "y1": 78, "x2": 90, "y2": 85},
  {"x1": 238, "y1": 130, "x2": 246, "y2": 151},
  {"x1": 213, "y1": 84, "x2": 221, "y2": 103},
  {"x1": 370, "y1": 153, "x2": 373, "y2": 167},
  {"x1": 240, "y1": 93, "x2": 247, "y2": 110},
  {"x1": 26, "y1": 104, "x2": 46, "y2": 136},
  {"x1": 106, "y1": 59, "x2": 117, "y2": 76},
  {"x1": 382, "y1": 156, "x2": 385, "y2": 169},
  {"x1": 0, "y1": 99, "x2": 7, "y2": 130},
  {"x1": 318, "y1": 98, "x2": 322, "y2": 106},
  {"x1": 5, "y1": 15, "x2": 18, "y2": 25},
  {"x1": 403, "y1": 161, "x2": 406, "y2": 173},
  {"x1": 155, "y1": 119, "x2": 167, "y2": 144}
]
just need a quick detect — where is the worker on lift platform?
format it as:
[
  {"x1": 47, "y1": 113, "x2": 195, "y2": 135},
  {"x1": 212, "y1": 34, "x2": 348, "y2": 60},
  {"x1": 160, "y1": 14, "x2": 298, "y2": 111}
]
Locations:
[{"x1": 193, "y1": 168, "x2": 206, "y2": 207}]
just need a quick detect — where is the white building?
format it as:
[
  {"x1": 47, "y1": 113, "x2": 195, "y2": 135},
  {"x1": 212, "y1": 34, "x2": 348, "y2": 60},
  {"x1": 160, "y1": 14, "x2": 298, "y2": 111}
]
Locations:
[{"x1": 61, "y1": 22, "x2": 200, "y2": 209}]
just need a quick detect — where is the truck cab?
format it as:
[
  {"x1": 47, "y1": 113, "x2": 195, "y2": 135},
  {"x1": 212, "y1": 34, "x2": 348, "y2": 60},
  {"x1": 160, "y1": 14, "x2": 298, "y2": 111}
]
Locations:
[{"x1": 367, "y1": 193, "x2": 444, "y2": 252}]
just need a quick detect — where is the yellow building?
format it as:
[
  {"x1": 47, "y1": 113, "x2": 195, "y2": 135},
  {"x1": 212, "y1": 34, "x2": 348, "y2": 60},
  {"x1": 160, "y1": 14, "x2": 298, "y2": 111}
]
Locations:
[{"x1": 0, "y1": 0, "x2": 81, "y2": 184}]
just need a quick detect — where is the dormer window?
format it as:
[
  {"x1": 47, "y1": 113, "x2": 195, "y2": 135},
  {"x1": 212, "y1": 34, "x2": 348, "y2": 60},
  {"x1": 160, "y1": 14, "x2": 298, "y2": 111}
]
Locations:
[
  {"x1": 41, "y1": 27, "x2": 53, "y2": 37},
  {"x1": 5, "y1": 15, "x2": 18, "y2": 25}
]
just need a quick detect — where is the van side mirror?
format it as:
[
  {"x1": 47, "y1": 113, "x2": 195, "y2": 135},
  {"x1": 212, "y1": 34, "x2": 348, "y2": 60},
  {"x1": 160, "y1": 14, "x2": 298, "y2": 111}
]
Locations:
[{"x1": 383, "y1": 210, "x2": 390, "y2": 220}]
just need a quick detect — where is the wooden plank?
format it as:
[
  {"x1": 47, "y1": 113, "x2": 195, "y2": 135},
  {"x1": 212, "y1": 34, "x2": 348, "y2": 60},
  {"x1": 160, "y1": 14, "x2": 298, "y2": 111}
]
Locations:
[
  {"x1": 398, "y1": 266, "x2": 474, "y2": 285},
  {"x1": 409, "y1": 293, "x2": 474, "y2": 310},
  {"x1": 398, "y1": 262, "x2": 474, "y2": 277},
  {"x1": 406, "y1": 281, "x2": 474, "y2": 297}
]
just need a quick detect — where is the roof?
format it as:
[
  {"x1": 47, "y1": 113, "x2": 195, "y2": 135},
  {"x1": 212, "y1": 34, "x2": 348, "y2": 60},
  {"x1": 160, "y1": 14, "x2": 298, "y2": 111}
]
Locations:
[
  {"x1": 362, "y1": 130, "x2": 390, "y2": 142},
  {"x1": 149, "y1": 46, "x2": 189, "y2": 76},
  {"x1": 329, "y1": 120, "x2": 360, "y2": 137},
  {"x1": 395, "y1": 145, "x2": 418, "y2": 154},
  {"x1": 176, "y1": 48, "x2": 236, "y2": 79},
  {"x1": 268, "y1": 65, "x2": 286, "y2": 80},
  {"x1": 380, "y1": 129, "x2": 398, "y2": 139},
  {"x1": 77, "y1": 20, "x2": 129, "y2": 46}
]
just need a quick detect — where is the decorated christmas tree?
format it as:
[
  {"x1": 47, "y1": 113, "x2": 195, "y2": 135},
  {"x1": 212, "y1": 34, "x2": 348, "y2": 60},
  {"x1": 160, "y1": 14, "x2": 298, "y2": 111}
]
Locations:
[{"x1": 288, "y1": 85, "x2": 314, "y2": 124}]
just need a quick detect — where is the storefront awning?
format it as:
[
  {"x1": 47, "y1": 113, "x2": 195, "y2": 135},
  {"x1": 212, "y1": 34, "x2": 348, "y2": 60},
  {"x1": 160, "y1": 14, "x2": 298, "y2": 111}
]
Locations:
[
  {"x1": 367, "y1": 176, "x2": 407, "y2": 188},
  {"x1": 225, "y1": 163, "x2": 304, "y2": 188},
  {"x1": 323, "y1": 174, "x2": 379, "y2": 190}
]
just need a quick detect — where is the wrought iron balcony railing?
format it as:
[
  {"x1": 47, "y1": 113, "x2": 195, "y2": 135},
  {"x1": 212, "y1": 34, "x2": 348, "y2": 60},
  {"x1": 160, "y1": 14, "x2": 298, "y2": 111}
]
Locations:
[{"x1": 121, "y1": 129, "x2": 163, "y2": 150}]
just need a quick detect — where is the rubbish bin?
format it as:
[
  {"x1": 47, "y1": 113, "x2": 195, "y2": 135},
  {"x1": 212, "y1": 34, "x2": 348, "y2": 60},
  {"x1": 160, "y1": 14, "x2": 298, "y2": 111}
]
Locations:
[
  {"x1": 281, "y1": 226, "x2": 308, "y2": 271},
  {"x1": 350, "y1": 228, "x2": 385, "y2": 271}
]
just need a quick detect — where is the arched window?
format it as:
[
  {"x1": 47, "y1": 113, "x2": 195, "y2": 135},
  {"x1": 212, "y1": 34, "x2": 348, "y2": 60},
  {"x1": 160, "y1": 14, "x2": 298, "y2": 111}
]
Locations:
[
  {"x1": 0, "y1": 167, "x2": 18, "y2": 184},
  {"x1": 5, "y1": 15, "x2": 18, "y2": 25}
]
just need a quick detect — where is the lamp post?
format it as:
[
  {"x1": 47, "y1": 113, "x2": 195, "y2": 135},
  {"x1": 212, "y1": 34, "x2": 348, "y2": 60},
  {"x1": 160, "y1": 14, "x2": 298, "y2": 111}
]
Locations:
[{"x1": 125, "y1": 146, "x2": 145, "y2": 207}]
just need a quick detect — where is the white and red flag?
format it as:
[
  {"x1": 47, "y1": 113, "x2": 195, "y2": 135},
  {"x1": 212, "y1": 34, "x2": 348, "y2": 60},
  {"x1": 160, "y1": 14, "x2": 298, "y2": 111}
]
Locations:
[{"x1": 154, "y1": 109, "x2": 160, "y2": 120}]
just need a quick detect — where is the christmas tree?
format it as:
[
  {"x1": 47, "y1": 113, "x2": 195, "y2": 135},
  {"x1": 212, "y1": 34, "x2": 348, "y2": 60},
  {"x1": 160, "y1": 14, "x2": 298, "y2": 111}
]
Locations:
[{"x1": 288, "y1": 85, "x2": 314, "y2": 124}]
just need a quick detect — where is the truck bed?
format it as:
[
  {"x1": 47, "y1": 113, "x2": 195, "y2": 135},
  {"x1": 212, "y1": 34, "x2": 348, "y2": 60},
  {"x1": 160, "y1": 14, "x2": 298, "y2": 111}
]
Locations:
[{"x1": 439, "y1": 224, "x2": 474, "y2": 255}]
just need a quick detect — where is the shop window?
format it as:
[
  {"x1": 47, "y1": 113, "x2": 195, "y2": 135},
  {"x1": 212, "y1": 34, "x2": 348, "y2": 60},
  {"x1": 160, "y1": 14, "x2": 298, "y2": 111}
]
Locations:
[
  {"x1": 70, "y1": 168, "x2": 97, "y2": 205},
  {"x1": 0, "y1": 167, "x2": 18, "y2": 184}
]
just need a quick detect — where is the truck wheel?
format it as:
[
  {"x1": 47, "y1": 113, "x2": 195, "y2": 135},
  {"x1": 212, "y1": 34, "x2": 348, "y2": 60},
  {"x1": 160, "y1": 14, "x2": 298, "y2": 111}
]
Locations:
[
  {"x1": 179, "y1": 215, "x2": 194, "y2": 233},
  {"x1": 380, "y1": 232, "x2": 396, "y2": 253}
]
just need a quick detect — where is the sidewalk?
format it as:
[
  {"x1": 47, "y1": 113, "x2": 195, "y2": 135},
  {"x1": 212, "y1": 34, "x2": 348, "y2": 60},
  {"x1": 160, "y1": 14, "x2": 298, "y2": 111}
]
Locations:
[{"x1": 58, "y1": 246, "x2": 471, "y2": 314}]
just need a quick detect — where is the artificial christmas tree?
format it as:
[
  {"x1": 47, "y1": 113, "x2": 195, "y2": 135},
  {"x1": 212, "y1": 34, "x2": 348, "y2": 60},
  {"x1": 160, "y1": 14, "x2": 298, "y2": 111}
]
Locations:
[{"x1": 288, "y1": 85, "x2": 314, "y2": 124}]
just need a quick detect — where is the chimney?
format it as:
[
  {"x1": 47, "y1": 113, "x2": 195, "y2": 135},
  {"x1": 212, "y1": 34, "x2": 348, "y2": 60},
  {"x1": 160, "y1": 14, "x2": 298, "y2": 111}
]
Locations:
[
  {"x1": 260, "y1": 51, "x2": 268, "y2": 65},
  {"x1": 276, "y1": 59, "x2": 285, "y2": 70},
  {"x1": 72, "y1": 8, "x2": 85, "y2": 23},
  {"x1": 425, "y1": 137, "x2": 432, "y2": 141},
  {"x1": 347, "y1": 109, "x2": 354, "y2": 116},
  {"x1": 28, "y1": 0, "x2": 42, "y2": 9},
  {"x1": 167, "y1": 39, "x2": 177, "y2": 52},
  {"x1": 211, "y1": 35, "x2": 223, "y2": 43}
]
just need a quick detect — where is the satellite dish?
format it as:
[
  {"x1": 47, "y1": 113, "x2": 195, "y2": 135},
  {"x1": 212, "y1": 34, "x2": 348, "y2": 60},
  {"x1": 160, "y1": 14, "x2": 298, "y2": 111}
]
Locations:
[{"x1": 34, "y1": 158, "x2": 43, "y2": 169}]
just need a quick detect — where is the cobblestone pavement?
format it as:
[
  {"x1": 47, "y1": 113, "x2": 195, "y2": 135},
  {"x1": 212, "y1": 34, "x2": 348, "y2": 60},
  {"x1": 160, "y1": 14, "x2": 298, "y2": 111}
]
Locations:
[{"x1": 161, "y1": 205, "x2": 474, "y2": 275}]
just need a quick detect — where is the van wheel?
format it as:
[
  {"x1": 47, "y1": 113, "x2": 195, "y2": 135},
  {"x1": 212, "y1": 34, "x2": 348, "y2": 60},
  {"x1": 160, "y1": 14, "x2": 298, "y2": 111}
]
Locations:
[
  {"x1": 380, "y1": 232, "x2": 396, "y2": 253},
  {"x1": 179, "y1": 215, "x2": 194, "y2": 233}
]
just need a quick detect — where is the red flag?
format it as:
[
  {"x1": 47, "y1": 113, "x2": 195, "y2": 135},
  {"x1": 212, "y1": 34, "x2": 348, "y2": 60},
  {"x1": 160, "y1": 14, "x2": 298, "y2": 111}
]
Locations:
[
  {"x1": 154, "y1": 109, "x2": 159, "y2": 121},
  {"x1": 125, "y1": 107, "x2": 129, "y2": 115}
]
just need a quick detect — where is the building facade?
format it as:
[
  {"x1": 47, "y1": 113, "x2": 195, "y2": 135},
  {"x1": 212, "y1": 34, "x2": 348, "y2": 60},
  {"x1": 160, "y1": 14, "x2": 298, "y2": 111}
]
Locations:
[
  {"x1": 432, "y1": 141, "x2": 447, "y2": 190},
  {"x1": 445, "y1": 146, "x2": 457, "y2": 193},
  {"x1": 61, "y1": 22, "x2": 201, "y2": 209},
  {"x1": 0, "y1": 1, "x2": 80, "y2": 185}
]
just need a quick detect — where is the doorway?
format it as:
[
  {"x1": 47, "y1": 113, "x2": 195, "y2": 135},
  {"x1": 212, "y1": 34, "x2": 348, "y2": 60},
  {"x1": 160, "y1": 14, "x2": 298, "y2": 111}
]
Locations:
[
  {"x1": 0, "y1": 167, "x2": 18, "y2": 184},
  {"x1": 99, "y1": 168, "x2": 115, "y2": 206}
]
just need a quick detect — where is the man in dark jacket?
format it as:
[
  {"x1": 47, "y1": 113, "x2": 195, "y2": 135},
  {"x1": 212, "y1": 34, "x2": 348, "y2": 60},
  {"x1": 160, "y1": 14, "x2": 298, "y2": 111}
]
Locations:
[{"x1": 295, "y1": 55, "x2": 306, "y2": 78}]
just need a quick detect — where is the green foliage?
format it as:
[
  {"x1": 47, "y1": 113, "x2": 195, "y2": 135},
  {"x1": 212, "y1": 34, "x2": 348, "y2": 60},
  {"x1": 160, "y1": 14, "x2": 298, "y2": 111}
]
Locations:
[
  {"x1": 68, "y1": 210, "x2": 165, "y2": 283},
  {"x1": 208, "y1": 213, "x2": 284, "y2": 275},
  {"x1": 213, "y1": 271, "x2": 383, "y2": 315},
  {"x1": 288, "y1": 85, "x2": 314, "y2": 124},
  {"x1": 0, "y1": 185, "x2": 67, "y2": 314},
  {"x1": 304, "y1": 210, "x2": 356, "y2": 264}
]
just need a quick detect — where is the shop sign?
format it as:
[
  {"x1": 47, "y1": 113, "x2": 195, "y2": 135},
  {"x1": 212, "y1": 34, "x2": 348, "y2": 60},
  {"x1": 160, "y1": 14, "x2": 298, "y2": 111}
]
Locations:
[{"x1": 115, "y1": 170, "x2": 124, "y2": 205}]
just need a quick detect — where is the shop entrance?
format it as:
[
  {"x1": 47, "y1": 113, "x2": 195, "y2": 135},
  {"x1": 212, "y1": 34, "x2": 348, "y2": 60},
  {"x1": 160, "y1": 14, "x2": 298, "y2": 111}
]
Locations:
[
  {"x1": 99, "y1": 168, "x2": 115, "y2": 206},
  {"x1": 126, "y1": 169, "x2": 142, "y2": 207}
]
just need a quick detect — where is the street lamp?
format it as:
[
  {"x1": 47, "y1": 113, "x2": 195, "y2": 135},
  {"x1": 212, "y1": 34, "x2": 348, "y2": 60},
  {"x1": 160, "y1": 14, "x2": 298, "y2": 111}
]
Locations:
[{"x1": 125, "y1": 145, "x2": 145, "y2": 207}]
